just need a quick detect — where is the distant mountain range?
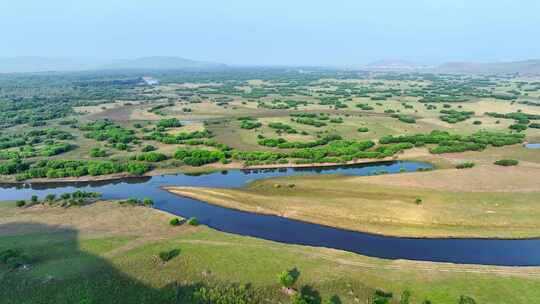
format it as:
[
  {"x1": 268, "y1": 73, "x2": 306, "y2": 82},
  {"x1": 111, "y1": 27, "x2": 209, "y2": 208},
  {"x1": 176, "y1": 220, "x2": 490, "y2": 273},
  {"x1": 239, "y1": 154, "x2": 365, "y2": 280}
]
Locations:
[
  {"x1": 434, "y1": 59, "x2": 540, "y2": 75},
  {"x1": 364, "y1": 59, "x2": 433, "y2": 70},
  {"x1": 0, "y1": 56, "x2": 227, "y2": 73},
  {"x1": 2, "y1": 56, "x2": 540, "y2": 75},
  {"x1": 364, "y1": 59, "x2": 540, "y2": 75}
]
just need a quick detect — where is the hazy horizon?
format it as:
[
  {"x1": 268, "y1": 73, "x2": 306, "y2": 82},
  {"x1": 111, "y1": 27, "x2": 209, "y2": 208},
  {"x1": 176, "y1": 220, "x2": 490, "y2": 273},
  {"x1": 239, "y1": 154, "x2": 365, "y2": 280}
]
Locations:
[{"x1": 2, "y1": 0, "x2": 540, "y2": 66}]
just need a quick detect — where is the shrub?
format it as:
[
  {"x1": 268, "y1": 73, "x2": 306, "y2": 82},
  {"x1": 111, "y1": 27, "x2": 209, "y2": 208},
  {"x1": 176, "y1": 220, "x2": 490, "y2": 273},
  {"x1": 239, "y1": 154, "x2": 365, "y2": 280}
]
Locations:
[
  {"x1": 494, "y1": 159, "x2": 519, "y2": 166},
  {"x1": 373, "y1": 290, "x2": 393, "y2": 304},
  {"x1": 357, "y1": 127, "x2": 369, "y2": 132},
  {"x1": 157, "y1": 118, "x2": 182, "y2": 128},
  {"x1": 458, "y1": 295, "x2": 476, "y2": 304},
  {"x1": 158, "y1": 249, "x2": 180, "y2": 262},
  {"x1": 142, "y1": 197, "x2": 154, "y2": 206},
  {"x1": 45, "y1": 194, "x2": 56, "y2": 202},
  {"x1": 277, "y1": 268, "x2": 299, "y2": 288},
  {"x1": 323, "y1": 295, "x2": 342, "y2": 304},
  {"x1": 141, "y1": 145, "x2": 156, "y2": 152},
  {"x1": 90, "y1": 147, "x2": 107, "y2": 157},
  {"x1": 0, "y1": 249, "x2": 29, "y2": 269},
  {"x1": 174, "y1": 149, "x2": 225, "y2": 166},
  {"x1": 30, "y1": 195, "x2": 38, "y2": 203},
  {"x1": 135, "y1": 152, "x2": 167, "y2": 162},
  {"x1": 188, "y1": 217, "x2": 199, "y2": 226},
  {"x1": 16, "y1": 200, "x2": 26, "y2": 207},
  {"x1": 415, "y1": 198, "x2": 422, "y2": 205},
  {"x1": 455, "y1": 162, "x2": 475, "y2": 169},
  {"x1": 169, "y1": 218, "x2": 181, "y2": 226}
]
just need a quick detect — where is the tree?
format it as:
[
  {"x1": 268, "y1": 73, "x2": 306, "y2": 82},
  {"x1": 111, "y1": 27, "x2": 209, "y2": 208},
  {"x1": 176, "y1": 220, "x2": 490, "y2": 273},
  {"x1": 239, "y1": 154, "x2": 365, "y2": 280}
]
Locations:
[
  {"x1": 323, "y1": 295, "x2": 342, "y2": 304},
  {"x1": 30, "y1": 195, "x2": 38, "y2": 203},
  {"x1": 458, "y1": 295, "x2": 476, "y2": 304},
  {"x1": 187, "y1": 217, "x2": 199, "y2": 226},
  {"x1": 277, "y1": 268, "x2": 299, "y2": 289},
  {"x1": 142, "y1": 197, "x2": 154, "y2": 206}
]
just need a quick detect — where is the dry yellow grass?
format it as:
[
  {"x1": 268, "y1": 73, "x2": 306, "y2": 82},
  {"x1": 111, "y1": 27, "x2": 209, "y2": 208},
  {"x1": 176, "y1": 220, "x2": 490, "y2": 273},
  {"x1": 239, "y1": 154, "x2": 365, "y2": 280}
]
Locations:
[
  {"x1": 0, "y1": 201, "x2": 183, "y2": 238},
  {"x1": 166, "y1": 165, "x2": 540, "y2": 238}
]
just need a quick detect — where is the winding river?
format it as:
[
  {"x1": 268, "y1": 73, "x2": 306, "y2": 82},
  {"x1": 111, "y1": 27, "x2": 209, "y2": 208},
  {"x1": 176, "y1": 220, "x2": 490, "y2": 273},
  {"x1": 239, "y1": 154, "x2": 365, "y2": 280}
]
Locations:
[{"x1": 2, "y1": 160, "x2": 540, "y2": 267}]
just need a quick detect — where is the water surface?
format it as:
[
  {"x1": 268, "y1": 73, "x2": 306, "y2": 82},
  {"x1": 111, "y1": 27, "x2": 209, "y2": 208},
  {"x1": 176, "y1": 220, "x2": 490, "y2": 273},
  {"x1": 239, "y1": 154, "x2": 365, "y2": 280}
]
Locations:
[{"x1": 2, "y1": 161, "x2": 540, "y2": 266}]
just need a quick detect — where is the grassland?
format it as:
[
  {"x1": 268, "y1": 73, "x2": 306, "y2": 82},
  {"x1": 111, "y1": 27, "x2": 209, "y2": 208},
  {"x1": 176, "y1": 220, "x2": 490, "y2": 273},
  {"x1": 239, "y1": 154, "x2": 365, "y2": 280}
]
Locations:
[
  {"x1": 167, "y1": 161, "x2": 540, "y2": 238},
  {"x1": 2, "y1": 201, "x2": 540, "y2": 304},
  {"x1": 2, "y1": 70, "x2": 540, "y2": 303},
  {"x1": 2, "y1": 71, "x2": 540, "y2": 181}
]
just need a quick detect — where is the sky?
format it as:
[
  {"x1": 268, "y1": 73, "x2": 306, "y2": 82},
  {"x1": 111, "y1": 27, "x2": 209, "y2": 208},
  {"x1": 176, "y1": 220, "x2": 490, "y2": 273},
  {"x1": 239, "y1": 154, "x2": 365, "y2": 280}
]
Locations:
[{"x1": 1, "y1": 0, "x2": 540, "y2": 66}]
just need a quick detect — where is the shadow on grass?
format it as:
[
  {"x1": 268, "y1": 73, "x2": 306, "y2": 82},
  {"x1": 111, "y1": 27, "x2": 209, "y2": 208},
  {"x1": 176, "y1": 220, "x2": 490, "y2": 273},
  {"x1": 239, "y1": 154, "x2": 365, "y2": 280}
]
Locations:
[{"x1": 0, "y1": 222, "x2": 210, "y2": 304}]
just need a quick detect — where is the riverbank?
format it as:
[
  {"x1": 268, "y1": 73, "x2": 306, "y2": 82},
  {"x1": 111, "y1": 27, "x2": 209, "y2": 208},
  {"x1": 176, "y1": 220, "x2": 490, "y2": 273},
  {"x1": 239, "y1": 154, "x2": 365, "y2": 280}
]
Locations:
[
  {"x1": 165, "y1": 164, "x2": 540, "y2": 239},
  {"x1": 0, "y1": 153, "x2": 420, "y2": 185},
  {"x1": 1, "y1": 201, "x2": 540, "y2": 304}
]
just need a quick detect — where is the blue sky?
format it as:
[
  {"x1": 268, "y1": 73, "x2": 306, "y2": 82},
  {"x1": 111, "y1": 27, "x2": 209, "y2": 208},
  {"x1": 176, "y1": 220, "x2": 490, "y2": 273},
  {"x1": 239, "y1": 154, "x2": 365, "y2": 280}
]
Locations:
[{"x1": 2, "y1": 0, "x2": 539, "y2": 65}]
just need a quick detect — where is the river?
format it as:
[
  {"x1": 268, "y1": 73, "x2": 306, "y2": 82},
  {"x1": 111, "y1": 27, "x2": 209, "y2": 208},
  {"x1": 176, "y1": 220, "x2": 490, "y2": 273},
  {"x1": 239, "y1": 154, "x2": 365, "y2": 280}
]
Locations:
[{"x1": 2, "y1": 160, "x2": 539, "y2": 266}]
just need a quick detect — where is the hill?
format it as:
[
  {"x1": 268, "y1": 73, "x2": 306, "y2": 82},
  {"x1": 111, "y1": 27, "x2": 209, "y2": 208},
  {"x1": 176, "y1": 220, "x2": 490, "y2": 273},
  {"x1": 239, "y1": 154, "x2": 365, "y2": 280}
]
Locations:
[
  {"x1": 436, "y1": 59, "x2": 540, "y2": 75},
  {"x1": 0, "y1": 56, "x2": 227, "y2": 73}
]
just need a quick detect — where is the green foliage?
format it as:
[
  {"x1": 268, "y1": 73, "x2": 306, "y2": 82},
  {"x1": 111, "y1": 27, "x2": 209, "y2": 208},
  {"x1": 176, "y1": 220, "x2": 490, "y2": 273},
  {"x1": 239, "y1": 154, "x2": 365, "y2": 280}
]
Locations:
[
  {"x1": 118, "y1": 197, "x2": 153, "y2": 207},
  {"x1": 238, "y1": 116, "x2": 261, "y2": 129},
  {"x1": 277, "y1": 268, "x2": 299, "y2": 288},
  {"x1": 193, "y1": 284, "x2": 254, "y2": 304},
  {"x1": 439, "y1": 109, "x2": 474, "y2": 124},
  {"x1": 156, "y1": 118, "x2": 182, "y2": 129},
  {"x1": 356, "y1": 103, "x2": 374, "y2": 110},
  {"x1": 268, "y1": 122, "x2": 297, "y2": 134},
  {"x1": 141, "y1": 145, "x2": 157, "y2": 152},
  {"x1": 11, "y1": 159, "x2": 151, "y2": 180},
  {"x1": 174, "y1": 148, "x2": 225, "y2": 166},
  {"x1": 169, "y1": 218, "x2": 182, "y2": 226},
  {"x1": 187, "y1": 217, "x2": 199, "y2": 226},
  {"x1": 290, "y1": 113, "x2": 330, "y2": 127},
  {"x1": 16, "y1": 200, "x2": 26, "y2": 207},
  {"x1": 494, "y1": 159, "x2": 519, "y2": 166},
  {"x1": 357, "y1": 127, "x2": 369, "y2": 132},
  {"x1": 90, "y1": 147, "x2": 107, "y2": 157},
  {"x1": 458, "y1": 295, "x2": 476, "y2": 304},
  {"x1": 380, "y1": 130, "x2": 524, "y2": 154},
  {"x1": 142, "y1": 197, "x2": 154, "y2": 206},
  {"x1": 158, "y1": 249, "x2": 180, "y2": 262},
  {"x1": 399, "y1": 290, "x2": 411, "y2": 304},
  {"x1": 145, "y1": 129, "x2": 213, "y2": 144},
  {"x1": 133, "y1": 152, "x2": 167, "y2": 162},
  {"x1": 258, "y1": 134, "x2": 342, "y2": 149},
  {"x1": 456, "y1": 162, "x2": 475, "y2": 169},
  {"x1": 372, "y1": 290, "x2": 393, "y2": 304},
  {"x1": 391, "y1": 114, "x2": 416, "y2": 124},
  {"x1": 509, "y1": 123, "x2": 528, "y2": 131},
  {"x1": 81, "y1": 120, "x2": 137, "y2": 147},
  {"x1": 41, "y1": 143, "x2": 75, "y2": 156},
  {"x1": 0, "y1": 249, "x2": 30, "y2": 270}
]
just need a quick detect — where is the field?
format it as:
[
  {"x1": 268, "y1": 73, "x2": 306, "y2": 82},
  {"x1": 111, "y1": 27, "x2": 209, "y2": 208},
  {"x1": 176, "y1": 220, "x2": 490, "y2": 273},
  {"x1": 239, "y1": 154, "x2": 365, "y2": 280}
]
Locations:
[
  {"x1": 167, "y1": 162, "x2": 540, "y2": 238},
  {"x1": 2, "y1": 201, "x2": 540, "y2": 304},
  {"x1": 1, "y1": 69, "x2": 540, "y2": 303},
  {"x1": 1, "y1": 70, "x2": 540, "y2": 182}
]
